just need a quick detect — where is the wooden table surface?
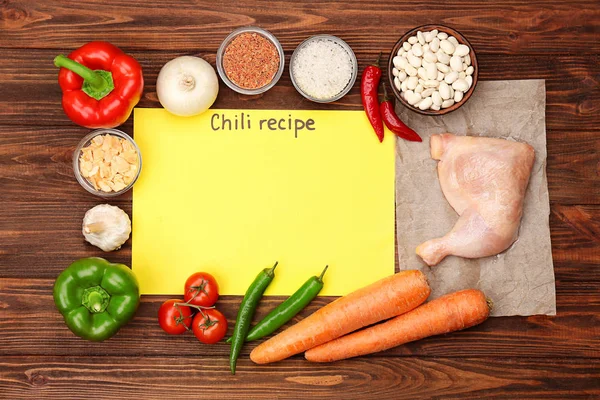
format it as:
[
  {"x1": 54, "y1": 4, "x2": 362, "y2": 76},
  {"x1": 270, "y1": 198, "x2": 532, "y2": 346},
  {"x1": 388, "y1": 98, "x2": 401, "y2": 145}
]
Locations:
[{"x1": 1, "y1": 1, "x2": 599, "y2": 399}]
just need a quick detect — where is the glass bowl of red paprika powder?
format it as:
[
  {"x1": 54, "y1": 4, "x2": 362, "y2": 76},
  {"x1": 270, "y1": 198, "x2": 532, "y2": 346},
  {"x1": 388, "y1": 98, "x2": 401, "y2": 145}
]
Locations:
[{"x1": 216, "y1": 26, "x2": 285, "y2": 95}]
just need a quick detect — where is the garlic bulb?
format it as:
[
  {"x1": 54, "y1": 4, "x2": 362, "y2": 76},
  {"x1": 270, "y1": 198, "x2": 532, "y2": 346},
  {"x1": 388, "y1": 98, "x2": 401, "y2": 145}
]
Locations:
[{"x1": 82, "y1": 204, "x2": 131, "y2": 252}]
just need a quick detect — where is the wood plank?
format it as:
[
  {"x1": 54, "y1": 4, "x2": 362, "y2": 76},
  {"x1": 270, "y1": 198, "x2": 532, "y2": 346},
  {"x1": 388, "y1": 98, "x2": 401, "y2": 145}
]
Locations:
[
  {"x1": 0, "y1": 356, "x2": 598, "y2": 399},
  {"x1": 1, "y1": 0, "x2": 599, "y2": 55},
  {"x1": 2, "y1": 124, "x2": 600, "y2": 205},
  {"x1": 1, "y1": 198, "x2": 600, "y2": 275},
  {"x1": 1, "y1": 204, "x2": 597, "y2": 359},
  {"x1": 0, "y1": 273, "x2": 597, "y2": 359},
  {"x1": 0, "y1": 50, "x2": 598, "y2": 131}
]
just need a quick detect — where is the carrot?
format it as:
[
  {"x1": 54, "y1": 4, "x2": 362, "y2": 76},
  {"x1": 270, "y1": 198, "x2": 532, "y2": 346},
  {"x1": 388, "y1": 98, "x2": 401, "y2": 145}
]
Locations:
[
  {"x1": 249, "y1": 270, "x2": 430, "y2": 364},
  {"x1": 305, "y1": 289, "x2": 491, "y2": 362}
]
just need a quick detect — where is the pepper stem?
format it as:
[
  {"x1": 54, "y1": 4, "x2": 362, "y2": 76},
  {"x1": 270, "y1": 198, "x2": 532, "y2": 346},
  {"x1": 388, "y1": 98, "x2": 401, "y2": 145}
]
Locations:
[
  {"x1": 264, "y1": 261, "x2": 278, "y2": 278},
  {"x1": 81, "y1": 286, "x2": 110, "y2": 313},
  {"x1": 382, "y1": 82, "x2": 392, "y2": 102},
  {"x1": 372, "y1": 52, "x2": 382, "y2": 67},
  {"x1": 270, "y1": 261, "x2": 279, "y2": 272},
  {"x1": 53, "y1": 55, "x2": 115, "y2": 100},
  {"x1": 318, "y1": 265, "x2": 329, "y2": 282}
]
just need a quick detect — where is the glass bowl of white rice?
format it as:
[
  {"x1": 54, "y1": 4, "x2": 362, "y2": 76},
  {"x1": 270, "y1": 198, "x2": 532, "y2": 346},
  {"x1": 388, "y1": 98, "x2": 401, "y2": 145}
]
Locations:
[{"x1": 290, "y1": 35, "x2": 358, "y2": 103}]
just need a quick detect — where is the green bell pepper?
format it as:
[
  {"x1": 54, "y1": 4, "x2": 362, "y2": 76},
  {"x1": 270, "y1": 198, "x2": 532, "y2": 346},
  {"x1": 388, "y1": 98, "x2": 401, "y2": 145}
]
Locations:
[{"x1": 53, "y1": 257, "x2": 140, "y2": 341}]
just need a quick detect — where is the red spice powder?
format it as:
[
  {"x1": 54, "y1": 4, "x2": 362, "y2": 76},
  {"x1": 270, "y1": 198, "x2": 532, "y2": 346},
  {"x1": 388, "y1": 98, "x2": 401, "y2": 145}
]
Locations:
[{"x1": 222, "y1": 32, "x2": 280, "y2": 90}]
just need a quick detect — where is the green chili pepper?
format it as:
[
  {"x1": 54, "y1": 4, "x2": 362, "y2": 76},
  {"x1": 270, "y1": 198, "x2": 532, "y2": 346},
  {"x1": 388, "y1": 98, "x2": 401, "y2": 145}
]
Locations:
[
  {"x1": 53, "y1": 257, "x2": 140, "y2": 342},
  {"x1": 230, "y1": 261, "x2": 278, "y2": 374},
  {"x1": 226, "y1": 265, "x2": 328, "y2": 344}
]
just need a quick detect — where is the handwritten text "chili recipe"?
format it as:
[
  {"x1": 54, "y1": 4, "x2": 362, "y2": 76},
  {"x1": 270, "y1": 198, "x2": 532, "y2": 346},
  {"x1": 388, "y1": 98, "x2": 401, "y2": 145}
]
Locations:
[{"x1": 210, "y1": 112, "x2": 315, "y2": 138}]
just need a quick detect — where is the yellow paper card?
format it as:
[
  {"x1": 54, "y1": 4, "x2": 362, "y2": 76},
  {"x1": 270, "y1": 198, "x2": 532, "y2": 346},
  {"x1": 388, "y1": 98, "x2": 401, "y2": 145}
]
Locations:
[{"x1": 132, "y1": 108, "x2": 395, "y2": 296}]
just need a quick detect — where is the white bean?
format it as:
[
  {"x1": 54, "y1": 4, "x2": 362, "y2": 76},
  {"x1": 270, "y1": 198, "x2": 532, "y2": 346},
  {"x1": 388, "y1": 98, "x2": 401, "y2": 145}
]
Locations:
[
  {"x1": 421, "y1": 88, "x2": 435, "y2": 97},
  {"x1": 453, "y1": 44, "x2": 470, "y2": 57},
  {"x1": 415, "y1": 84, "x2": 424, "y2": 93},
  {"x1": 392, "y1": 67, "x2": 399, "y2": 77},
  {"x1": 437, "y1": 71, "x2": 444, "y2": 81},
  {"x1": 431, "y1": 29, "x2": 439, "y2": 37},
  {"x1": 394, "y1": 77, "x2": 401, "y2": 91},
  {"x1": 459, "y1": 71, "x2": 466, "y2": 80},
  {"x1": 408, "y1": 91, "x2": 422, "y2": 105},
  {"x1": 449, "y1": 86, "x2": 454, "y2": 98},
  {"x1": 405, "y1": 64, "x2": 417, "y2": 76},
  {"x1": 393, "y1": 56, "x2": 407, "y2": 70},
  {"x1": 417, "y1": 67, "x2": 427, "y2": 80},
  {"x1": 442, "y1": 99, "x2": 455, "y2": 108},
  {"x1": 423, "y1": 79, "x2": 440, "y2": 88},
  {"x1": 398, "y1": 71, "x2": 407, "y2": 81},
  {"x1": 417, "y1": 31, "x2": 425, "y2": 45},
  {"x1": 450, "y1": 55, "x2": 463, "y2": 72},
  {"x1": 436, "y1": 50, "x2": 451, "y2": 65},
  {"x1": 425, "y1": 62, "x2": 437, "y2": 80},
  {"x1": 412, "y1": 43, "x2": 423, "y2": 57},
  {"x1": 436, "y1": 63, "x2": 450, "y2": 73},
  {"x1": 408, "y1": 36, "x2": 418, "y2": 44},
  {"x1": 466, "y1": 75, "x2": 473, "y2": 88},
  {"x1": 431, "y1": 103, "x2": 441, "y2": 111},
  {"x1": 423, "y1": 50, "x2": 437, "y2": 63},
  {"x1": 424, "y1": 32, "x2": 433, "y2": 43},
  {"x1": 418, "y1": 78, "x2": 426, "y2": 86},
  {"x1": 403, "y1": 41, "x2": 411, "y2": 51},
  {"x1": 440, "y1": 40, "x2": 455, "y2": 55},
  {"x1": 408, "y1": 53, "x2": 421, "y2": 68},
  {"x1": 452, "y1": 78, "x2": 469, "y2": 92},
  {"x1": 439, "y1": 81, "x2": 451, "y2": 100},
  {"x1": 407, "y1": 76, "x2": 418, "y2": 90},
  {"x1": 444, "y1": 71, "x2": 458, "y2": 84},
  {"x1": 454, "y1": 90, "x2": 464, "y2": 103},
  {"x1": 400, "y1": 91, "x2": 405, "y2": 100},
  {"x1": 465, "y1": 66, "x2": 474, "y2": 76},
  {"x1": 448, "y1": 36, "x2": 459, "y2": 46},
  {"x1": 419, "y1": 97, "x2": 433, "y2": 110},
  {"x1": 464, "y1": 54, "x2": 471, "y2": 66},
  {"x1": 437, "y1": 32, "x2": 448, "y2": 40},
  {"x1": 432, "y1": 91, "x2": 443, "y2": 106},
  {"x1": 429, "y1": 37, "x2": 440, "y2": 52},
  {"x1": 401, "y1": 79, "x2": 408, "y2": 92},
  {"x1": 423, "y1": 44, "x2": 429, "y2": 52}
]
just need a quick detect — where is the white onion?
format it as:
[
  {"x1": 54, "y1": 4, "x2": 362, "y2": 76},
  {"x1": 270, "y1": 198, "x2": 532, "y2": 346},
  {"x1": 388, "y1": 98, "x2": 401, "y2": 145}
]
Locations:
[{"x1": 156, "y1": 56, "x2": 219, "y2": 117}]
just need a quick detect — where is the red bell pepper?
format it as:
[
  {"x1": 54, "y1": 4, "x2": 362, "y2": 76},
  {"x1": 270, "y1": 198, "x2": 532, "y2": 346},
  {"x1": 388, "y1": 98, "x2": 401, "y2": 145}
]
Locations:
[{"x1": 53, "y1": 41, "x2": 144, "y2": 129}]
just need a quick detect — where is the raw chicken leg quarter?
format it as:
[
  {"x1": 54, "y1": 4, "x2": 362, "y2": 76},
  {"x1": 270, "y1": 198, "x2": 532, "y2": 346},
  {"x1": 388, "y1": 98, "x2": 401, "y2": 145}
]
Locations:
[{"x1": 416, "y1": 133, "x2": 535, "y2": 266}]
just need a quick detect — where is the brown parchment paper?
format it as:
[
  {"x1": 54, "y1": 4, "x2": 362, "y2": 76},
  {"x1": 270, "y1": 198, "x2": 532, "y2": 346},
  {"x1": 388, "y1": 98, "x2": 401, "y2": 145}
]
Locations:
[{"x1": 395, "y1": 80, "x2": 556, "y2": 316}]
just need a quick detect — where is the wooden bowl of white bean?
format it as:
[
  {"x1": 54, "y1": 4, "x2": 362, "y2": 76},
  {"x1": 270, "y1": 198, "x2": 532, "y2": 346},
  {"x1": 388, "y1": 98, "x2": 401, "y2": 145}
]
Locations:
[{"x1": 388, "y1": 24, "x2": 478, "y2": 115}]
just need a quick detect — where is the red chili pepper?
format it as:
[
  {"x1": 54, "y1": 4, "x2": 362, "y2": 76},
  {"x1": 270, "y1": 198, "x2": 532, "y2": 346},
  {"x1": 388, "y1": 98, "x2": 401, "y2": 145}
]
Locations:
[
  {"x1": 380, "y1": 83, "x2": 422, "y2": 142},
  {"x1": 53, "y1": 41, "x2": 144, "y2": 129},
  {"x1": 361, "y1": 53, "x2": 384, "y2": 142}
]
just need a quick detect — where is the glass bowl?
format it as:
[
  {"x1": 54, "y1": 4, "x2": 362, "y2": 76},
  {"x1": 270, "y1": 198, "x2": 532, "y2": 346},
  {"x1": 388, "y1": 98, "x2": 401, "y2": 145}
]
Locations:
[
  {"x1": 216, "y1": 26, "x2": 285, "y2": 95},
  {"x1": 73, "y1": 128, "x2": 142, "y2": 198},
  {"x1": 289, "y1": 35, "x2": 358, "y2": 103}
]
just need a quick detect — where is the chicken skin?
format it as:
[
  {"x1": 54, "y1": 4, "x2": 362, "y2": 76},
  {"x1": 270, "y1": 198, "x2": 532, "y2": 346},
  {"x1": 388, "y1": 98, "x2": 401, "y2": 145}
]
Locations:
[{"x1": 416, "y1": 133, "x2": 535, "y2": 266}]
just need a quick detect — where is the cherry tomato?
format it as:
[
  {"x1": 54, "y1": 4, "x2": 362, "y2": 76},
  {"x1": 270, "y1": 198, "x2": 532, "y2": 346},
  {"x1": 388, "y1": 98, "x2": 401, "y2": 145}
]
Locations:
[
  {"x1": 184, "y1": 272, "x2": 219, "y2": 307},
  {"x1": 158, "y1": 299, "x2": 193, "y2": 335},
  {"x1": 191, "y1": 308, "x2": 227, "y2": 344}
]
